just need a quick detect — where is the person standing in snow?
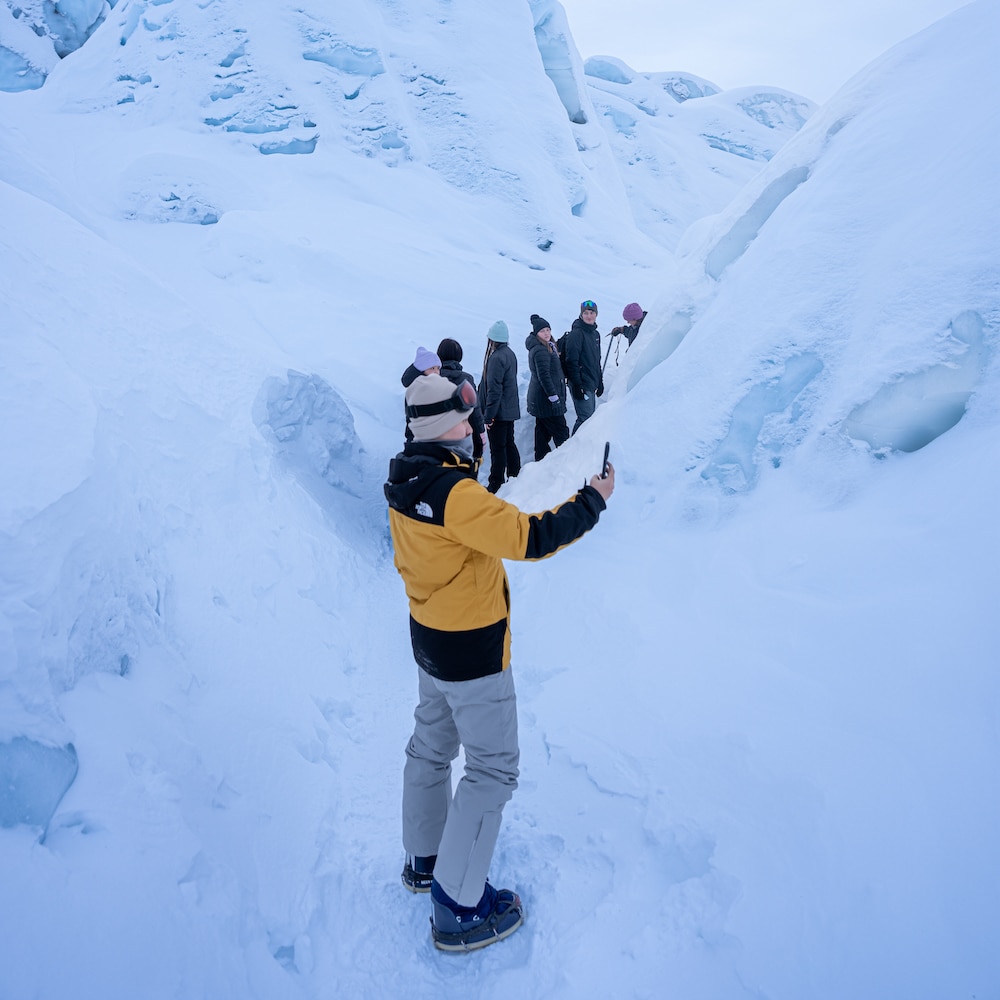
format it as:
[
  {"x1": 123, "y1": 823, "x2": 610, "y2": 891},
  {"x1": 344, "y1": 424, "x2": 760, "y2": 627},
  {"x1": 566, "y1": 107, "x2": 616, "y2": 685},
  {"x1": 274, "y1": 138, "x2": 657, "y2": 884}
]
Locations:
[
  {"x1": 436, "y1": 337, "x2": 486, "y2": 474},
  {"x1": 384, "y1": 372, "x2": 615, "y2": 951},
  {"x1": 611, "y1": 302, "x2": 646, "y2": 347},
  {"x1": 402, "y1": 345, "x2": 442, "y2": 383},
  {"x1": 563, "y1": 300, "x2": 603, "y2": 434},
  {"x1": 478, "y1": 321, "x2": 521, "y2": 493},
  {"x1": 401, "y1": 346, "x2": 443, "y2": 442},
  {"x1": 524, "y1": 314, "x2": 569, "y2": 461}
]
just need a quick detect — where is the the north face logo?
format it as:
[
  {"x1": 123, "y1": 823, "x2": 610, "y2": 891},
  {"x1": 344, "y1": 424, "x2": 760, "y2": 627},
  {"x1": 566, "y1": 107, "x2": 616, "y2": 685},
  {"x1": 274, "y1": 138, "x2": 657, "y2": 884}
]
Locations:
[{"x1": 415, "y1": 501, "x2": 433, "y2": 518}]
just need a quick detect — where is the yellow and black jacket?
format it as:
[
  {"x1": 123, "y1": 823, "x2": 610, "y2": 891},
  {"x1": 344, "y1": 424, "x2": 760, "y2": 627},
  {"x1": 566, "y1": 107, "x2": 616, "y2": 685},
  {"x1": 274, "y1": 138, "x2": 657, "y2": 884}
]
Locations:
[{"x1": 384, "y1": 441, "x2": 606, "y2": 681}]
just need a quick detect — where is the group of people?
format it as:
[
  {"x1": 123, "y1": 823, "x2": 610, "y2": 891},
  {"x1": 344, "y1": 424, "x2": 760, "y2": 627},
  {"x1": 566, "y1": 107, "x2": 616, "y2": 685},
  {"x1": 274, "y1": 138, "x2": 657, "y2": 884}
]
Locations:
[
  {"x1": 400, "y1": 300, "x2": 646, "y2": 494},
  {"x1": 380, "y1": 298, "x2": 643, "y2": 953}
]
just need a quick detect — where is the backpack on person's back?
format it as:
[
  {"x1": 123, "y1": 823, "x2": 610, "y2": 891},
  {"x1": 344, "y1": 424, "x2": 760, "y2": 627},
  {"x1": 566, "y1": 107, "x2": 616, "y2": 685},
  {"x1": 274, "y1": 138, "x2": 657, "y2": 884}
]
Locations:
[{"x1": 555, "y1": 331, "x2": 570, "y2": 380}]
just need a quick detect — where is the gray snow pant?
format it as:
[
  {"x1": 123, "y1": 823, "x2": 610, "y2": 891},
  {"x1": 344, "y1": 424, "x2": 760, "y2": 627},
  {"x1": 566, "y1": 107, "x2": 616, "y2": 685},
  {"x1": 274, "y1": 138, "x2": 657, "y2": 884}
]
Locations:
[
  {"x1": 570, "y1": 390, "x2": 597, "y2": 434},
  {"x1": 402, "y1": 666, "x2": 520, "y2": 907}
]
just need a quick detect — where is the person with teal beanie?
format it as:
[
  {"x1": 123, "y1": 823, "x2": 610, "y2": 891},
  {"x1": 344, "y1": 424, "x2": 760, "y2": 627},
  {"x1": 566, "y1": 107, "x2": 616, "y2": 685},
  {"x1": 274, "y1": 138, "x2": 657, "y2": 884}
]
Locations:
[{"x1": 478, "y1": 321, "x2": 521, "y2": 493}]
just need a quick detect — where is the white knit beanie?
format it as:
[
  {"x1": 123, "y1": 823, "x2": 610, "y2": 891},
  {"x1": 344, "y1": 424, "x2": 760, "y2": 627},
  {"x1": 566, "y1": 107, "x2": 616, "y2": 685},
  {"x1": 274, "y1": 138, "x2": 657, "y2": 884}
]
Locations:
[{"x1": 406, "y1": 374, "x2": 469, "y2": 441}]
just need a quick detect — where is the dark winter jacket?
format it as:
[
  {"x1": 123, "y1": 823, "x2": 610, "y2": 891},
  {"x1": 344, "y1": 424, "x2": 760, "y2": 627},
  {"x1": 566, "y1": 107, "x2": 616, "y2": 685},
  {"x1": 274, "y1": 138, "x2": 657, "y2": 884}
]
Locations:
[
  {"x1": 384, "y1": 440, "x2": 606, "y2": 681},
  {"x1": 440, "y1": 360, "x2": 485, "y2": 438},
  {"x1": 478, "y1": 343, "x2": 520, "y2": 423},
  {"x1": 525, "y1": 333, "x2": 566, "y2": 418},
  {"x1": 626, "y1": 313, "x2": 646, "y2": 345},
  {"x1": 563, "y1": 317, "x2": 603, "y2": 398},
  {"x1": 400, "y1": 363, "x2": 422, "y2": 389},
  {"x1": 612, "y1": 312, "x2": 647, "y2": 347}
]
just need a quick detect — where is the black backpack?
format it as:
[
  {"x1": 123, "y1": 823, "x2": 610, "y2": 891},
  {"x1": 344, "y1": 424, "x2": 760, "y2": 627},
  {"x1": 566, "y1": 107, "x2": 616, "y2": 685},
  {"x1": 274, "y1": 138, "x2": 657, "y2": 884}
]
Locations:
[{"x1": 556, "y1": 331, "x2": 570, "y2": 380}]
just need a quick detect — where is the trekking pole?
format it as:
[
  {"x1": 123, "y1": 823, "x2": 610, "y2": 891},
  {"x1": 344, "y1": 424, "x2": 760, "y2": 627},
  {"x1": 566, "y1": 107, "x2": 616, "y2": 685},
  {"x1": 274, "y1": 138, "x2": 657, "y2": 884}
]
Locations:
[{"x1": 601, "y1": 333, "x2": 614, "y2": 377}]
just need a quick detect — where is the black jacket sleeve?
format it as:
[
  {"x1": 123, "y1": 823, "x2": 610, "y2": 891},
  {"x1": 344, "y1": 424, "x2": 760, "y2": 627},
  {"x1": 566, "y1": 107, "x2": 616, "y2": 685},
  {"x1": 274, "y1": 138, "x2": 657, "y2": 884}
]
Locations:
[{"x1": 522, "y1": 484, "x2": 606, "y2": 559}]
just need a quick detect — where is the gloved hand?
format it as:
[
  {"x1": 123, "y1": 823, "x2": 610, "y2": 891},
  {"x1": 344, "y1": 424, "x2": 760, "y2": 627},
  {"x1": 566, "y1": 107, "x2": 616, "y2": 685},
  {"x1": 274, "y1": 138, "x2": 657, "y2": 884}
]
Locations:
[
  {"x1": 571, "y1": 386, "x2": 584, "y2": 401},
  {"x1": 611, "y1": 326, "x2": 623, "y2": 337},
  {"x1": 596, "y1": 385, "x2": 604, "y2": 398},
  {"x1": 547, "y1": 394, "x2": 559, "y2": 403}
]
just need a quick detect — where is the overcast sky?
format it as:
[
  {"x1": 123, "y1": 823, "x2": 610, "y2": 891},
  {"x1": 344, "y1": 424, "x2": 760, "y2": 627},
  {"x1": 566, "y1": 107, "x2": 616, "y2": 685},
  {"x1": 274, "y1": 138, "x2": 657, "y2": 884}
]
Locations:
[{"x1": 558, "y1": 0, "x2": 971, "y2": 102}]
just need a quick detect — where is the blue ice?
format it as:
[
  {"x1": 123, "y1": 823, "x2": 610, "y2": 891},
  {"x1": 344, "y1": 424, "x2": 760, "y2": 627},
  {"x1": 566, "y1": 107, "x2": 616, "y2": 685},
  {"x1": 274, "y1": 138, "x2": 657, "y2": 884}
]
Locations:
[
  {"x1": 844, "y1": 311, "x2": 988, "y2": 453},
  {"x1": 0, "y1": 738, "x2": 79, "y2": 832},
  {"x1": 701, "y1": 134, "x2": 768, "y2": 161},
  {"x1": 583, "y1": 57, "x2": 633, "y2": 86},
  {"x1": 653, "y1": 73, "x2": 720, "y2": 103},
  {"x1": 219, "y1": 43, "x2": 246, "y2": 69},
  {"x1": 210, "y1": 82, "x2": 244, "y2": 101},
  {"x1": 705, "y1": 166, "x2": 811, "y2": 280},
  {"x1": 258, "y1": 137, "x2": 318, "y2": 155},
  {"x1": 603, "y1": 106, "x2": 637, "y2": 137},
  {"x1": 532, "y1": 11, "x2": 587, "y2": 124},
  {"x1": 702, "y1": 352, "x2": 824, "y2": 492},
  {"x1": 303, "y1": 43, "x2": 384, "y2": 77},
  {"x1": 0, "y1": 45, "x2": 48, "y2": 92},
  {"x1": 737, "y1": 93, "x2": 812, "y2": 131},
  {"x1": 42, "y1": 0, "x2": 106, "y2": 57},
  {"x1": 628, "y1": 312, "x2": 693, "y2": 389}
]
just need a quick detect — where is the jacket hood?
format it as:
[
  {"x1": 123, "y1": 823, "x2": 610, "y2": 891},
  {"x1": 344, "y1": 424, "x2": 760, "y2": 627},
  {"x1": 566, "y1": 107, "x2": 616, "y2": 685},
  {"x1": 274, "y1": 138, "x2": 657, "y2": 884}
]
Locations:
[
  {"x1": 400, "y1": 363, "x2": 421, "y2": 388},
  {"x1": 384, "y1": 442, "x2": 475, "y2": 512}
]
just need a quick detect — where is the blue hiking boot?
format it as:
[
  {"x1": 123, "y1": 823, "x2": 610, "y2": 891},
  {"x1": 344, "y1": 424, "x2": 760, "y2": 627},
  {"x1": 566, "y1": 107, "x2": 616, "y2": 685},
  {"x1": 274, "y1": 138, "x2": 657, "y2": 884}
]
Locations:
[
  {"x1": 401, "y1": 855, "x2": 436, "y2": 893},
  {"x1": 430, "y1": 879, "x2": 524, "y2": 952}
]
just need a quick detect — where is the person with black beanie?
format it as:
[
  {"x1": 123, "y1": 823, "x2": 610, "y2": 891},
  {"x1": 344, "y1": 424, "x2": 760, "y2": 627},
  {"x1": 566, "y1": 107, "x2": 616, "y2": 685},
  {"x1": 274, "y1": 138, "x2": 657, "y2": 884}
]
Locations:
[
  {"x1": 436, "y1": 337, "x2": 486, "y2": 473},
  {"x1": 524, "y1": 314, "x2": 569, "y2": 461}
]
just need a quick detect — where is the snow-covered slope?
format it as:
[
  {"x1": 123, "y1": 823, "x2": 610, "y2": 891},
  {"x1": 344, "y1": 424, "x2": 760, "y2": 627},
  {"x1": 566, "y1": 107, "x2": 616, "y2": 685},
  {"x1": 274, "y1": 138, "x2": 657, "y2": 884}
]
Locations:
[
  {"x1": 1, "y1": 0, "x2": 811, "y2": 251},
  {"x1": 584, "y1": 55, "x2": 814, "y2": 248},
  {"x1": 1, "y1": 1, "x2": 997, "y2": 999}
]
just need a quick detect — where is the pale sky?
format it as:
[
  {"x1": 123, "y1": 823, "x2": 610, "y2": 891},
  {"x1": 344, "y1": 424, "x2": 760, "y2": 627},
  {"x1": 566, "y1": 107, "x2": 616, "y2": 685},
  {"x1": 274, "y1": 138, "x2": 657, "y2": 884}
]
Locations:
[{"x1": 558, "y1": 0, "x2": 971, "y2": 102}]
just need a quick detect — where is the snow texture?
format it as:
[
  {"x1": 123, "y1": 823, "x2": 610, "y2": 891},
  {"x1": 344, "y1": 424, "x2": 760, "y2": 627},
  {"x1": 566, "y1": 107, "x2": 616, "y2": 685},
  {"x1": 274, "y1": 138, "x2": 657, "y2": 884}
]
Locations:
[{"x1": 1, "y1": 1, "x2": 998, "y2": 998}]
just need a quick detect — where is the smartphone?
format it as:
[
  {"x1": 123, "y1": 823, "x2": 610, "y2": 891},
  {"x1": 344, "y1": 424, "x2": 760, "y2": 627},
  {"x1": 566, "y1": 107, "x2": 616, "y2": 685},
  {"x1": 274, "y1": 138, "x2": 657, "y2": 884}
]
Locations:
[{"x1": 601, "y1": 441, "x2": 610, "y2": 479}]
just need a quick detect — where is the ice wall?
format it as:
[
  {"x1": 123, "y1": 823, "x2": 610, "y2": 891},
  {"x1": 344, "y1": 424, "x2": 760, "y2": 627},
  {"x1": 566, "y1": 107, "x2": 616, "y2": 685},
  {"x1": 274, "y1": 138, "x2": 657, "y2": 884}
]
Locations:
[{"x1": 0, "y1": 737, "x2": 78, "y2": 833}]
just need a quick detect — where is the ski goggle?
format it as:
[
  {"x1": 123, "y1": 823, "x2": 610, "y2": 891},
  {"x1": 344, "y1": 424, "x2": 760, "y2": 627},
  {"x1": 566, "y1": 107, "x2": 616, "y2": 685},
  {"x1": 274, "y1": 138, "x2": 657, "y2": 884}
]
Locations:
[
  {"x1": 405, "y1": 379, "x2": 477, "y2": 419},
  {"x1": 580, "y1": 300, "x2": 598, "y2": 312}
]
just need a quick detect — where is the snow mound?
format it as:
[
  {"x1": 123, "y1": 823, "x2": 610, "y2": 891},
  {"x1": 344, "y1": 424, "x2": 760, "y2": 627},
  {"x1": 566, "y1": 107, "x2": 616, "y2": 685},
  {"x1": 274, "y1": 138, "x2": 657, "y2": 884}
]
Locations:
[{"x1": 254, "y1": 370, "x2": 365, "y2": 503}]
